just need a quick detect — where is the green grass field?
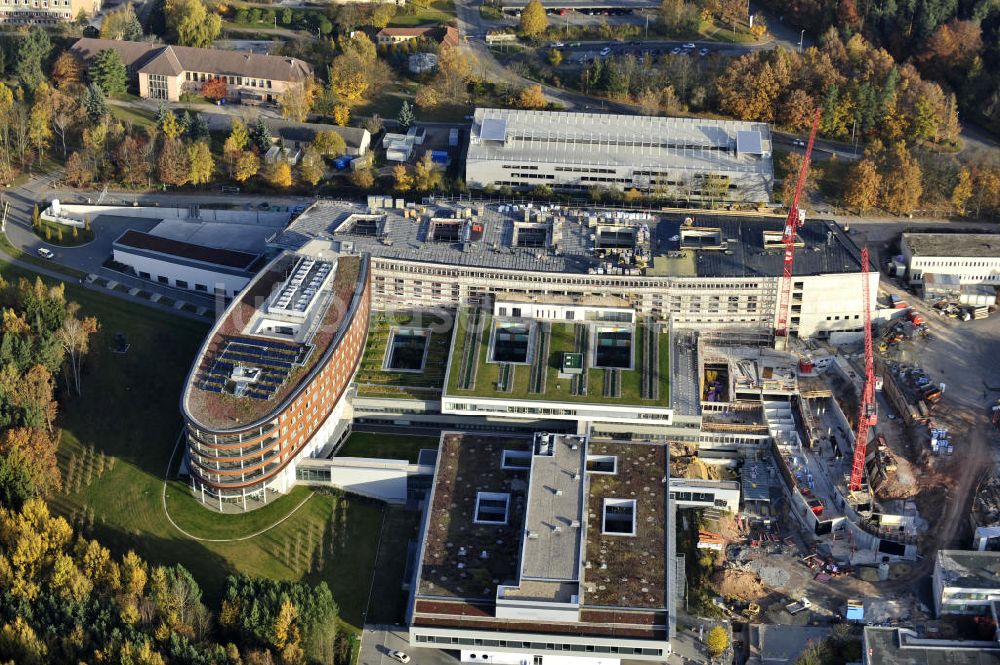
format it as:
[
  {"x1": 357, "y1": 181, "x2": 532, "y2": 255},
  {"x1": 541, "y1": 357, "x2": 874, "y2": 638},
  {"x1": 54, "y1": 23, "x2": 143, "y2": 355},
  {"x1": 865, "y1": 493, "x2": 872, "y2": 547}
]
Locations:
[
  {"x1": 335, "y1": 432, "x2": 440, "y2": 463},
  {"x1": 354, "y1": 311, "x2": 453, "y2": 399},
  {"x1": 388, "y1": 0, "x2": 455, "y2": 26},
  {"x1": 0, "y1": 258, "x2": 382, "y2": 638},
  {"x1": 445, "y1": 310, "x2": 670, "y2": 405}
]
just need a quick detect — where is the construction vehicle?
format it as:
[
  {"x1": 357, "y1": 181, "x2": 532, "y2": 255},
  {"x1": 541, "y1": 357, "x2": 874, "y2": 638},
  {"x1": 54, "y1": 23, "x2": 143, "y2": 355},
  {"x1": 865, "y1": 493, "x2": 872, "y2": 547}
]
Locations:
[{"x1": 786, "y1": 598, "x2": 812, "y2": 615}]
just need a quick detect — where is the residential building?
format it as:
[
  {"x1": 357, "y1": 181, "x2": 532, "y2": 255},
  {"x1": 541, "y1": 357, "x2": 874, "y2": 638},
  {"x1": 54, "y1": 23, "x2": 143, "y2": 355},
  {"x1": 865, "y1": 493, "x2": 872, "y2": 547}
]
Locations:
[
  {"x1": 465, "y1": 108, "x2": 774, "y2": 203},
  {"x1": 900, "y1": 233, "x2": 1000, "y2": 287},
  {"x1": 407, "y1": 432, "x2": 675, "y2": 663},
  {"x1": 0, "y1": 0, "x2": 99, "y2": 25},
  {"x1": 180, "y1": 250, "x2": 370, "y2": 510},
  {"x1": 376, "y1": 25, "x2": 459, "y2": 47},
  {"x1": 933, "y1": 550, "x2": 1000, "y2": 616},
  {"x1": 70, "y1": 38, "x2": 312, "y2": 103}
]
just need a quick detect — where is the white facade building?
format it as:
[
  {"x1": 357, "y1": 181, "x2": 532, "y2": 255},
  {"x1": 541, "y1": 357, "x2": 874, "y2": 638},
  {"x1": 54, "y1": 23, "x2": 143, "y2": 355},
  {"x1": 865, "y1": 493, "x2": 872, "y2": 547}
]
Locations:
[
  {"x1": 933, "y1": 550, "x2": 1000, "y2": 616},
  {"x1": 901, "y1": 233, "x2": 1000, "y2": 286},
  {"x1": 466, "y1": 108, "x2": 774, "y2": 203}
]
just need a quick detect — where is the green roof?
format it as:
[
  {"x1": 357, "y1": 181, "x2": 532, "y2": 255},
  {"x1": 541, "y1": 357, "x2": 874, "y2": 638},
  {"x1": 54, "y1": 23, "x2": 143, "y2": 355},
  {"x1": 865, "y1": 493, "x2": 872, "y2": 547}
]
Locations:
[
  {"x1": 354, "y1": 311, "x2": 453, "y2": 400},
  {"x1": 444, "y1": 309, "x2": 670, "y2": 406}
]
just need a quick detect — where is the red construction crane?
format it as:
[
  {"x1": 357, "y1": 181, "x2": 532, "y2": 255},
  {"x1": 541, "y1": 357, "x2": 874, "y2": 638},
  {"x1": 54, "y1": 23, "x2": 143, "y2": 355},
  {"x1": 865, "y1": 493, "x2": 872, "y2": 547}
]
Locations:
[
  {"x1": 849, "y1": 246, "x2": 877, "y2": 491},
  {"x1": 775, "y1": 109, "x2": 822, "y2": 343}
]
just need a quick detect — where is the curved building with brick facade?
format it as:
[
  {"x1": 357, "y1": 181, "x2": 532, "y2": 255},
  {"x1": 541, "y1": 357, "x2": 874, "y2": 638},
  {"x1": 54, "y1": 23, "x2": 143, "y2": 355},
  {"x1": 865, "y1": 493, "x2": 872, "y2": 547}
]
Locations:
[{"x1": 181, "y1": 249, "x2": 370, "y2": 510}]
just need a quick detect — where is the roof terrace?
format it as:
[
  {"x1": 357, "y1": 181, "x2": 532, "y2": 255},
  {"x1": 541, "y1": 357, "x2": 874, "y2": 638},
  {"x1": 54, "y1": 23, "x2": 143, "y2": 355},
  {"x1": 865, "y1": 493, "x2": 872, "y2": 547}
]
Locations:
[
  {"x1": 354, "y1": 310, "x2": 454, "y2": 400},
  {"x1": 444, "y1": 309, "x2": 670, "y2": 407}
]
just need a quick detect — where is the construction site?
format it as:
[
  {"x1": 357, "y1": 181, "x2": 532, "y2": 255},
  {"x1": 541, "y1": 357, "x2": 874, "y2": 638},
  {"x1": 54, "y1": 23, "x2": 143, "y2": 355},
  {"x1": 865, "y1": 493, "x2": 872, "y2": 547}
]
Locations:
[{"x1": 670, "y1": 117, "x2": 1000, "y2": 644}]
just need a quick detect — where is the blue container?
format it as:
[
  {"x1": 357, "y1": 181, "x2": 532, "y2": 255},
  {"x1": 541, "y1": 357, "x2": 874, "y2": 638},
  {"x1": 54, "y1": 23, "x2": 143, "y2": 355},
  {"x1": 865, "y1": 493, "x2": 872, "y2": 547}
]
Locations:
[{"x1": 333, "y1": 156, "x2": 350, "y2": 170}]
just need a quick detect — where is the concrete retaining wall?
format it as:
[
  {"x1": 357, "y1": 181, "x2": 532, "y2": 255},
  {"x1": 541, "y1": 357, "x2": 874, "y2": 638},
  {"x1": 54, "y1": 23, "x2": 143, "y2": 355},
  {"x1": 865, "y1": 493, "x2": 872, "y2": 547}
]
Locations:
[{"x1": 57, "y1": 204, "x2": 291, "y2": 227}]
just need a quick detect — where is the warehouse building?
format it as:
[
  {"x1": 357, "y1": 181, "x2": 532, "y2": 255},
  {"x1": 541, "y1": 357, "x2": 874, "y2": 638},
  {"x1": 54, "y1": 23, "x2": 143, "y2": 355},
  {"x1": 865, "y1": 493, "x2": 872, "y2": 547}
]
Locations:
[
  {"x1": 900, "y1": 233, "x2": 1000, "y2": 287},
  {"x1": 465, "y1": 108, "x2": 774, "y2": 203}
]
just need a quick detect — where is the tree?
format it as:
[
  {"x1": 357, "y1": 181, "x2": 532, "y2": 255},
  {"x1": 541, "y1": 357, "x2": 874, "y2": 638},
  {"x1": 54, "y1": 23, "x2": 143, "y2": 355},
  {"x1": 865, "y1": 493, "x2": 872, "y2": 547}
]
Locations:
[
  {"x1": 371, "y1": 4, "x2": 396, "y2": 29},
  {"x1": 27, "y1": 91, "x2": 53, "y2": 158},
  {"x1": 226, "y1": 119, "x2": 250, "y2": 153},
  {"x1": 397, "y1": 100, "x2": 415, "y2": 128},
  {"x1": 659, "y1": 0, "x2": 687, "y2": 31},
  {"x1": 778, "y1": 152, "x2": 817, "y2": 206},
  {"x1": 547, "y1": 48, "x2": 563, "y2": 66},
  {"x1": 64, "y1": 152, "x2": 94, "y2": 188},
  {"x1": 189, "y1": 113, "x2": 210, "y2": 141},
  {"x1": 56, "y1": 302, "x2": 98, "y2": 396},
  {"x1": 89, "y1": 49, "x2": 128, "y2": 97},
  {"x1": 165, "y1": 0, "x2": 222, "y2": 47},
  {"x1": 159, "y1": 111, "x2": 182, "y2": 140},
  {"x1": 519, "y1": 0, "x2": 548, "y2": 37},
  {"x1": 265, "y1": 161, "x2": 293, "y2": 188},
  {"x1": 187, "y1": 141, "x2": 214, "y2": 185},
  {"x1": 844, "y1": 159, "x2": 882, "y2": 213},
  {"x1": 234, "y1": 151, "x2": 260, "y2": 182},
  {"x1": 250, "y1": 117, "x2": 272, "y2": 154},
  {"x1": 843, "y1": 158, "x2": 881, "y2": 212},
  {"x1": 328, "y1": 52, "x2": 374, "y2": 102},
  {"x1": 313, "y1": 130, "x2": 346, "y2": 157},
  {"x1": 16, "y1": 28, "x2": 52, "y2": 92},
  {"x1": 279, "y1": 78, "x2": 316, "y2": 123},
  {"x1": 880, "y1": 142, "x2": 923, "y2": 214},
  {"x1": 158, "y1": 138, "x2": 190, "y2": 187},
  {"x1": 363, "y1": 114, "x2": 383, "y2": 135},
  {"x1": 414, "y1": 85, "x2": 441, "y2": 109},
  {"x1": 413, "y1": 151, "x2": 442, "y2": 191},
  {"x1": 200, "y1": 77, "x2": 227, "y2": 101},
  {"x1": 100, "y1": 2, "x2": 143, "y2": 40},
  {"x1": 951, "y1": 168, "x2": 972, "y2": 214},
  {"x1": 392, "y1": 163, "x2": 413, "y2": 191},
  {"x1": 350, "y1": 167, "x2": 375, "y2": 189},
  {"x1": 51, "y1": 52, "x2": 83, "y2": 89},
  {"x1": 332, "y1": 104, "x2": 350, "y2": 126},
  {"x1": 517, "y1": 84, "x2": 546, "y2": 109},
  {"x1": 706, "y1": 625, "x2": 729, "y2": 657},
  {"x1": 298, "y1": 147, "x2": 323, "y2": 186},
  {"x1": 779, "y1": 90, "x2": 816, "y2": 132}
]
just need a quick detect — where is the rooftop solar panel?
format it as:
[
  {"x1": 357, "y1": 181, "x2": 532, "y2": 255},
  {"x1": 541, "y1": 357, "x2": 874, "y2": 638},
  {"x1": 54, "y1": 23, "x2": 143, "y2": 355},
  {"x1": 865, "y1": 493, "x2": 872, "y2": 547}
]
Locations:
[
  {"x1": 480, "y1": 117, "x2": 507, "y2": 142},
  {"x1": 736, "y1": 130, "x2": 763, "y2": 155}
]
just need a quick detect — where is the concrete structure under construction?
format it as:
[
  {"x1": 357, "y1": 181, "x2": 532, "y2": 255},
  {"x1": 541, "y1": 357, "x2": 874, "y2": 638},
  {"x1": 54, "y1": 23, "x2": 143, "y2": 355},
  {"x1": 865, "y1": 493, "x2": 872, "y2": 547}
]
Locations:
[{"x1": 465, "y1": 108, "x2": 774, "y2": 203}]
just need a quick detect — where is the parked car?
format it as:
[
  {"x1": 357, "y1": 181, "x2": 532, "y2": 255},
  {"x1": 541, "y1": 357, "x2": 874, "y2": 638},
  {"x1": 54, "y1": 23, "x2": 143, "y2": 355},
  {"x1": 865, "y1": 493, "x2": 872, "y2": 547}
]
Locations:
[
  {"x1": 569, "y1": 41, "x2": 581, "y2": 47},
  {"x1": 670, "y1": 47, "x2": 682, "y2": 55},
  {"x1": 793, "y1": 139, "x2": 806, "y2": 146},
  {"x1": 550, "y1": 41, "x2": 565, "y2": 48},
  {"x1": 599, "y1": 47, "x2": 612, "y2": 56},
  {"x1": 258, "y1": 201, "x2": 270, "y2": 209},
  {"x1": 683, "y1": 42, "x2": 696, "y2": 49},
  {"x1": 37, "y1": 248, "x2": 54, "y2": 259},
  {"x1": 698, "y1": 47, "x2": 710, "y2": 56},
  {"x1": 388, "y1": 651, "x2": 410, "y2": 664}
]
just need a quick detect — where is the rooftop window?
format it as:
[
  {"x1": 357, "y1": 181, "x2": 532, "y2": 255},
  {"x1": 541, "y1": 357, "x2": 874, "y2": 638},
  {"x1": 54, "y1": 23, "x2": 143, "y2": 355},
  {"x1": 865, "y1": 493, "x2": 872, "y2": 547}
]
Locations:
[
  {"x1": 602, "y1": 498, "x2": 636, "y2": 536},
  {"x1": 501, "y1": 449, "x2": 531, "y2": 470},
  {"x1": 586, "y1": 455, "x2": 617, "y2": 474},
  {"x1": 474, "y1": 492, "x2": 511, "y2": 525}
]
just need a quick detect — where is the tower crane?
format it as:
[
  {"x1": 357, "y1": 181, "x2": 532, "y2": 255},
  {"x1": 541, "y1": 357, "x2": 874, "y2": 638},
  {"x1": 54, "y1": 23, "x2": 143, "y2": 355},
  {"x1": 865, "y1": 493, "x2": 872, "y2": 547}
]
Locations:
[
  {"x1": 849, "y1": 246, "x2": 877, "y2": 491},
  {"x1": 775, "y1": 109, "x2": 822, "y2": 346}
]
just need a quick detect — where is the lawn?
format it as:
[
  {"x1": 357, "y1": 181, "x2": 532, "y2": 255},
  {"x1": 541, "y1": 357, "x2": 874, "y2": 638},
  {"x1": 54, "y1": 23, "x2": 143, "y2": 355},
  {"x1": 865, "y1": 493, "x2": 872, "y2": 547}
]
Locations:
[
  {"x1": 35, "y1": 219, "x2": 94, "y2": 246},
  {"x1": 445, "y1": 310, "x2": 670, "y2": 405},
  {"x1": 335, "y1": 431, "x2": 440, "y2": 463},
  {"x1": 110, "y1": 103, "x2": 157, "y2": 129},
  {"x1": 354, "y1": 310, "x2": 453, "y2": 399},
  {"x1": 388, "y1": 0, "x2": 456, "y2": 26},
  {"x1": 2, "y1": 258, "x2": 382, "y2": 636}
]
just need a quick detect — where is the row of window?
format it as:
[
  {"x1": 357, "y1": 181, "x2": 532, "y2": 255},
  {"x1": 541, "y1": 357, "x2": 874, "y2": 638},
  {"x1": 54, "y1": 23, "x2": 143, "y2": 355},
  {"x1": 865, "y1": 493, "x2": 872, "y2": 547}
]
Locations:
[
  {"x1": 555, "y1": 166, "x2": 617, "y2": 174},
  {"x1": 510, "y1": 173, "x2": 555, "y2": 180},
  {"x1": 412, "y1": 633, "x2": 664, "y2": 657},
  {"x1": 184, "y1": 71, "x2": 274, "y2": 89}
]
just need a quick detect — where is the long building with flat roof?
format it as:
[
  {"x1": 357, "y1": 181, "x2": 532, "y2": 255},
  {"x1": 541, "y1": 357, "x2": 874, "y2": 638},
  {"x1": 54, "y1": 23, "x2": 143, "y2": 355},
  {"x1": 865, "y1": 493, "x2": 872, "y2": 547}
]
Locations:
[
  {"x1": 900, "y1": 232, "x2": 1000, "y2": 287},
  {"x1": 465, "y1": 108, "x2": 774, "y2": 203},
  {"x1": 273, "y1": 199, "x2": 874, "y2": 342}
]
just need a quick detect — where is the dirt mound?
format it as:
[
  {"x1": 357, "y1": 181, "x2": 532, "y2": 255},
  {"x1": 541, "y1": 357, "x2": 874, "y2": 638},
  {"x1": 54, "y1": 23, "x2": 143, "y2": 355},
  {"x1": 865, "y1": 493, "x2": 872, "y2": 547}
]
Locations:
[{"x1": 713, "y1": 569, "x2": 766, "y2": 601}]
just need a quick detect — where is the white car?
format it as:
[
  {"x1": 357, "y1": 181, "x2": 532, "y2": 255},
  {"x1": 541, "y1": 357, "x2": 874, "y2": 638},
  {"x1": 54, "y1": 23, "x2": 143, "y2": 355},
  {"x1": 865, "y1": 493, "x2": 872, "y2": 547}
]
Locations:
[
  {"x1": 670, "y1": 46, "x2": 682, "y2": 55},
  {"x1": 698, "y1": 47, "x2": 710, "y2": 56},
  {"x1": 683, "y1": 42, "x2": 696, "y2": 49},
  {"x1": 389, "y1": 651, "x2": 411, "y2": 663},
  {"x1": 37, "y1": 248, "x2": 54, "y2": 259},
  {"x1": 599, "y1": 46, "x2": 612, "y2": 56},
  {"x1": 550, "y1": 41, "x2": 565, "y2": 48},
  {"x1": 793, "y1": 139, "x2": 806, "y2": 146}
]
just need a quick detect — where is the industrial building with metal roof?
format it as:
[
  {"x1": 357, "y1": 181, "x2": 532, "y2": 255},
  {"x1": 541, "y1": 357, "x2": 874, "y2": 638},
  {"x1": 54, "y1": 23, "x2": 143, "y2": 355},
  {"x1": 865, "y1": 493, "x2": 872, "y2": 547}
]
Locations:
[{"x1": 465, "y1": 108, "x2": 774, "y2": 203}]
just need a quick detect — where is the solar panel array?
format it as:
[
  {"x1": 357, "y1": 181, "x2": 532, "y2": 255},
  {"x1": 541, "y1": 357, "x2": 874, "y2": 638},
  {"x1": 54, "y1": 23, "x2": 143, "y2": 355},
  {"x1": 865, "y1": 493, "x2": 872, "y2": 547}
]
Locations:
[{"x1": 199, "y1": 336, "x2": 306, "y2": 401}]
